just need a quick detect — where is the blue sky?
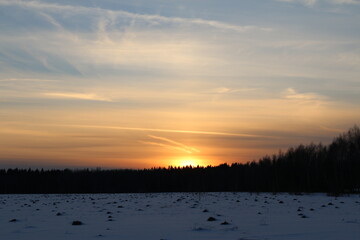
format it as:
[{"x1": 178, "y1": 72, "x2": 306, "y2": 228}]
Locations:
[{"x1": 0, "y1": 0, "x2": 360, "y2": 168}]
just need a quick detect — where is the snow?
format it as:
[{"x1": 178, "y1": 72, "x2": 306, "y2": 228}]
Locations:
[{"x1": 0, "y1": 192, "x2": 359, "y2": 240}]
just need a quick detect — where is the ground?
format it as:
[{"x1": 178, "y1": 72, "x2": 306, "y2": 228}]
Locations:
[{"x1": 1, "y1": 192, "x2": 359, "y2": 240}]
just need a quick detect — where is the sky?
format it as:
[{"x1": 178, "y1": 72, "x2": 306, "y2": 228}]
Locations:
[{"x1": 0, "y1": 0, "x2": 360, "y2": 169}]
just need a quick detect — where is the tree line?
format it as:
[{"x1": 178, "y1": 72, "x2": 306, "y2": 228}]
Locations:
[{"x1": 0, "y1": 126, "x2": 359, "y2": 194}]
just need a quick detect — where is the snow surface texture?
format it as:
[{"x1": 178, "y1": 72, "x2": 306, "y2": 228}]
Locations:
[{"x1": 0, "y1": 193, "x2": 359, "y2": 240}]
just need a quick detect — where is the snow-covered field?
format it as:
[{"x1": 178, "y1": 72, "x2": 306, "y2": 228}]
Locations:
[{"x1": 0, "y1": 192, "x2": 359, "y2": 240}]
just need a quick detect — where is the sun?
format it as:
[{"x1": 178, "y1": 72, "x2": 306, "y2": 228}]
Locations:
[{"x1": 175, "y1": 157, "x2": 203, "y2": 167}]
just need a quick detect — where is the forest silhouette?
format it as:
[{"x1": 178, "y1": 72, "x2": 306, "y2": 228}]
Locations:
[{"x1": 1, "y1": 126, "x2": 359, "y2": 194}]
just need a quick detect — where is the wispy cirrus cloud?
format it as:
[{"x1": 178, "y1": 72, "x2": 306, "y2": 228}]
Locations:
[
  {"x1": 319, "y1": 125, "x2": 345, "y2": 133},
  {"x1": 0, "y1": 0, "x2": 271, "y2": 33},
  {"x1": 139, "y1": 141, "x2": 194, "y2": 154},
  {"x1": 0, "y1": 78, "x2": 57, "y2": 82},
  {"x1": 283, "y1": 88, "x2": 326, "y2": 102},
  {"x1": 327, "y1": 0, "x2": 360, "y2": 4},
  {"x1": 211, "y1": 87, "x2": 260, "y2": 94},
  {"x1": 275, "y1": 0, "x2": 360, "y2": 6},
  {"x1": 64, "y1": 124, "x2": 270, "y2": 138},
  {"x1": 43, "y1": 92, "x2": 112, "y2": 102},
  {"x1": 140, "y1": 135, "x2": 200, "y2": 154},
  {"x1": 148, "y1": 135, "x2": 200, "y2": 153}
]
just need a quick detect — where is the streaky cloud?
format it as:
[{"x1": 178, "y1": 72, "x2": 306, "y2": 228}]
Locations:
[
  {"x1": 0, "y1": 78, "x2": 58, "y2": 82},
  {"x1": 319, "y1": 125, "x2": 345, "y2": 133},
  {"x1": 275, "y1": 0, "x2": 360, "y2": 6},
  {"x1": 43, "y1": 92, "x2": 112, "y2": 102},
  {"x1": 284, "y1": 88, "x2": 325, "y2": 101},
  {"x1": 138, "y1": 140, "x2": 194, "y2": 154},
  {"x1": 148, "y1": 135, "x2": 200, "y2": 153},
  {"x1": 0, "y1": 0, "x2": 272, "y2": 33},
  {"x1": 55, "y1": 124, "x2": 278, "y2": 139}
]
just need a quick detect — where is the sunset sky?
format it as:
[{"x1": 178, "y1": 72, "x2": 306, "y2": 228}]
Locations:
[{"x1": 1, "y1": 0, "x2": 360, "y2": 169}]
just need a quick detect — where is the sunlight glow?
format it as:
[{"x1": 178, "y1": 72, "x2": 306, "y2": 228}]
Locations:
[{"x1": 173, "y1": 157, "x2": 204, "y2": 167}]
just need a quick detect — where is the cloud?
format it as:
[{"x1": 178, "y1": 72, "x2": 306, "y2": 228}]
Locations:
[
  {"x1": 38, "y1": 124, "x2": 274, "y2": 139},
  {"x1": 284, "y1": 88, "x2": 325, "y2": 101},
  {"x1": 148, "y1": 135, "x2": 200, "y2": 153},
  {"x1": 330, "y1": 0, "x2": 360, "y2": 4},
  {"x1": 43, "y1": 92, "x2": 112, "y2": 102},
  {"x1": 275, "y1": 0, "x2": 317, "y2": 6},
  {"x1": 275, "y1": 0, "x2": 360, "y2": 6},
  {"x1": 209, "y1": 87, "x2": 261, "y2": 102},
  {"x1": 0, "y1": 78, "x2": 57, "y2": 82},
  {"x1": 319, "y1": 125, "x2": 345, "y2": 133},
  {"x1": 211, "y1": 87, "x2": 260, "y2": 94},
  {"x1": 0, "y1": 128, "x2": 52, "y2": 136},
  {"x1": 0, "y1": 1, "x2": 272, "y2": 76},
  {"x1": 139, "y1": 141, "x2": 195, "y2": 154},
  {"x1": 305, "y1": 0, "x2": 317, "y2": 6},
  {"x1": 0, "y1": 0, "x2": 271, "y2": 33}
]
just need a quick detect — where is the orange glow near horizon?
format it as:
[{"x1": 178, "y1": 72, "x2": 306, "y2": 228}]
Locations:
[
  {"x1": 168, "y1": 157, "x2": 206, "y2": 168},
  {"x1": 0, "y1": 119, "x2": 351, "y2": 169}
]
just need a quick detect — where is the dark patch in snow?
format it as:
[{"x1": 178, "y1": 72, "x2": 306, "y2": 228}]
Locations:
[
  {"x1": 207, "y1": 217, "x2": 216, "y2": 221},
  {"x1": 72, "y1": 220, "x2": 83, "y2": 225}
]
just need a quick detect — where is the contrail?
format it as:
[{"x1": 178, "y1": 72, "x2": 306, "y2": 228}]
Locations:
[
  {"x1": 59, "y1": 124, "x2": 274, "y2": 138},
  {"x1": 138, "y1": 141, "x2": 193, "y2": 154},
  {"x1": 148, "y1": 135, "x2": 200, "y2": 153}
]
